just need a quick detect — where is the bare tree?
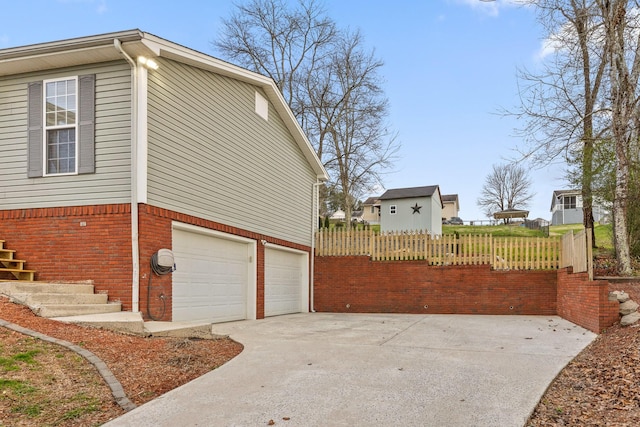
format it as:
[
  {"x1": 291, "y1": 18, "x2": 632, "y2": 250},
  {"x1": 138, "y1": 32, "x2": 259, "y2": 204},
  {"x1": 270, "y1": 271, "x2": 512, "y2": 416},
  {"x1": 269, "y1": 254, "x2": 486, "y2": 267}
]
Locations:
[
  {"x1": 513, "y1": 0, "x2": 609, "y2": 247},
  {"x1": 595, "y1": 0, "x2": 639, "y2": 275},
  {"x1": 477, "y1": 163, "x2": 535, "y2": 221},
  {"x1": 214, "y1": 0, "x2": 335, "y2": 117},
  {"x1": 214, "y1": 0, "x2": 398, "y2": 223},
  {"x1": 514, "y1": 0, "x2": 638, "y2": 273},
  {"x1": 306, "y1": 30, "x2": 398, "y2": 222}
]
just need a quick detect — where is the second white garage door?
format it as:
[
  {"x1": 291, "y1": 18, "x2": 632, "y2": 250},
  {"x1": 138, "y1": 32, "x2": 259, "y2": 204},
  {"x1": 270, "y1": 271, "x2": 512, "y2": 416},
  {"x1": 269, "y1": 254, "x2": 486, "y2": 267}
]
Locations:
[
  {"x1": 264, "y1": 246, "x2": 308, "y2": 317},
  {"x1": 172, "y1": 226, "x2": 254, "y2": 323}
]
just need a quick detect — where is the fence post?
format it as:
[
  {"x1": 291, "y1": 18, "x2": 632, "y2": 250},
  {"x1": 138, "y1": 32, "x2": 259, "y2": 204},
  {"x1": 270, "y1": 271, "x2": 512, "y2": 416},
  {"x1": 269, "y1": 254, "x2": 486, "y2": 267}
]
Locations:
[{"x1": 587, "y1": 228, "x2": 593, "y2": 280}]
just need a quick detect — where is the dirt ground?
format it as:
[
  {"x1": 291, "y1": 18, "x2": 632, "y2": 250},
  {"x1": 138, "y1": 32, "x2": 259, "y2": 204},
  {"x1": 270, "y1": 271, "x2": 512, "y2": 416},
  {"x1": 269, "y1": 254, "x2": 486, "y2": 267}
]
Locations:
[{"x1": 526, "y1": 280, "x2": 640, "y2": 426}]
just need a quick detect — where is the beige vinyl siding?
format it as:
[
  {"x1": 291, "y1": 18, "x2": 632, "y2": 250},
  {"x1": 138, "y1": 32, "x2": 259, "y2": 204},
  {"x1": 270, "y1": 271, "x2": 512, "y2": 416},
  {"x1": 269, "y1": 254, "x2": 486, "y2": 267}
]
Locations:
[
  {"x1": 0, "y1": 61, "x2": 132, "y2": 209},
  {"x1": 146, "y1": 59, "x2": 316, "y2": 246}
]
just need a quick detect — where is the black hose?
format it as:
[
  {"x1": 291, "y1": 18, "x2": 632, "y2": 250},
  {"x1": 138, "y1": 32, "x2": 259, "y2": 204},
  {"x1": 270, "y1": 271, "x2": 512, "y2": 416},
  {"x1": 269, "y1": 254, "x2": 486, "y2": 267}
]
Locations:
[
  {"x1": 147, "y1": 252, "x2": 170, "y2": 321},
  {"x1": 146, "y1": 273, "x2": 166, "y2": 321}
]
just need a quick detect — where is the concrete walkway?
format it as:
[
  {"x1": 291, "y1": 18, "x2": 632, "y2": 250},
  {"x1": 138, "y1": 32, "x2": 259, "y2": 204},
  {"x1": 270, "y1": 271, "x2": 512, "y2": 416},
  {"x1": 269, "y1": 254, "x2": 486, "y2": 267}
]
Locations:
[{"x1": 104, "y1": 313, "x2": 595, "y2": 427}]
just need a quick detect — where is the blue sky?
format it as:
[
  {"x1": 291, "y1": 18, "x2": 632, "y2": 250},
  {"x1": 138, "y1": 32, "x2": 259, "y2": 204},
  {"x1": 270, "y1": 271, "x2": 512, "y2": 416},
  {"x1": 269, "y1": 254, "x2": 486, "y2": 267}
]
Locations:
[{"x1": 0, "y1": 0, "x2": 567, "y2": 221}]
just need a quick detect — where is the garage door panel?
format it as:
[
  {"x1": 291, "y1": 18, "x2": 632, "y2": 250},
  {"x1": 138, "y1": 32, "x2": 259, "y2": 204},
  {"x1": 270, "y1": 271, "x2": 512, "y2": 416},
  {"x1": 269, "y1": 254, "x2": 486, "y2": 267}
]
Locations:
[
  {"x1": 172, "y1": 228, "x2": 250, "y2": 323},
  {"x1": 265, "y1": 248, "x2": 306, "y2": 317}
]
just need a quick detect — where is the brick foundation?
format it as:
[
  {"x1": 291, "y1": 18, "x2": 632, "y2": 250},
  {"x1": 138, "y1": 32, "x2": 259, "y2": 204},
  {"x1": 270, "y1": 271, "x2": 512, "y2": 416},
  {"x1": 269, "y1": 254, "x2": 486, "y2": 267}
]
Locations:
[
  {"x1": 1, "y1": 203, "x2": 311, "y2": 321},
  {"x1": 0, "y1": 205, "x2": 133, "y2": 308}
]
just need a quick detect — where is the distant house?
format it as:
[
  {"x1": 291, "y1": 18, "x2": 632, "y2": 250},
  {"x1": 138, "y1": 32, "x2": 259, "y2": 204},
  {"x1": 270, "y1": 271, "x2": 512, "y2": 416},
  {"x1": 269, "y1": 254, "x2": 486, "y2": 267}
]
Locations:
[
  {"x1": 361, "y1": 197, "x2": 380, "y2": 224},
  {"x1": 550, "y1": 190, "x2": 609, "y2": 225},
  {"x1": 330, "y1": 209, "x2": 346, "y2": 221},
  {"x1": 379, "y1": 185, "x2": 443, "y2": 234},
  {"x1": 441, "y1": 194, "x2": 460, "y2": 221}
]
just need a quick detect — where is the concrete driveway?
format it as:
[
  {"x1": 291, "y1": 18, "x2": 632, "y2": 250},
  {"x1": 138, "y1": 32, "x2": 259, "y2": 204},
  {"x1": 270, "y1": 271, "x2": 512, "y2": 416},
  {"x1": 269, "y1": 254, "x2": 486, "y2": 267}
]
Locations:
[{"x1": 105, "y1": 313, "x2": 595, "y2": 427}]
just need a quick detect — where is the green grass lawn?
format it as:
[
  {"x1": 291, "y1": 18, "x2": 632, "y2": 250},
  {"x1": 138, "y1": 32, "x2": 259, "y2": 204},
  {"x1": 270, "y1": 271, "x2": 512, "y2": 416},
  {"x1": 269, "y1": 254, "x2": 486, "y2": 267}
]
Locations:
[
  {"x1": 324, "y1": 220, "x2": 613, "y2": 249},
  {"x1": 444, "y1": 222, "x2": 613, "y2": 249},
  {"x1": 443, "y1": 224, "x2": 547, "y2": 238}
]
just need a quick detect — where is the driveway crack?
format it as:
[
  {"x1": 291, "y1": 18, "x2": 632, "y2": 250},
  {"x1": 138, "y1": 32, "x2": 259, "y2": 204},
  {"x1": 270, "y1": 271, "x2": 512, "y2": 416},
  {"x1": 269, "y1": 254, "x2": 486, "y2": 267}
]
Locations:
[{"x1": 379, "y1": 316, "x2": 426, "y2": 346}]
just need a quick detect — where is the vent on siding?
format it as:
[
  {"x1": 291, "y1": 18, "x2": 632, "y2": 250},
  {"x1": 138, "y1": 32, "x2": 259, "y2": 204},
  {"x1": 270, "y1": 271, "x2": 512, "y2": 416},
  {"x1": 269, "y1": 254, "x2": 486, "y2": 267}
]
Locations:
[{"x1": 255, "y1": 91, "x2": 268, "y2": 121}]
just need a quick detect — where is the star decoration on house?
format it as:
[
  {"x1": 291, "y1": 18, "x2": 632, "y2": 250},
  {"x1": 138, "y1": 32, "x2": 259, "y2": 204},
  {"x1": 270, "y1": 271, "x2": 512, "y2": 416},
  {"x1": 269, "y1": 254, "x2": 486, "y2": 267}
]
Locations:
[{"x1": 411, "y1": 203, "x2": 422, "y2": 214}]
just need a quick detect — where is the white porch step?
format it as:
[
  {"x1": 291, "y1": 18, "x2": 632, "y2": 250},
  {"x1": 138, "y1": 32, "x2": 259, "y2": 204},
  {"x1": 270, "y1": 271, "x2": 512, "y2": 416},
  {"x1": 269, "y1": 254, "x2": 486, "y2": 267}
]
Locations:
[
  {"x1": 52, "y1": 312, "x2": 220, "y2": 338},
  {"x1": 53, "y1": 312, "x2": 147, "y2": 336},
  {"x1": 34, "y1": 302, "x2": 122, "y2": 318},
  {"x1": 15, "y1": 292, "x2": 109, "y2": 306},
  {"x1": 0, "y1": 281, "x2": 95, "y2": 295}
]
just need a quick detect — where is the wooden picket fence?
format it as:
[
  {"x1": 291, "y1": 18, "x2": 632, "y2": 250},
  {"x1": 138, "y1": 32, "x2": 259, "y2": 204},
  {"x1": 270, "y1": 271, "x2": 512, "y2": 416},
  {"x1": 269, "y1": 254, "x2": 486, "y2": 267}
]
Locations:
[
  {"x1": 561, "y1": 228, "x2": 593, "y2": 279},
  {"x1": 315, "y1": 228, "x2": 562, "y2": 270}
]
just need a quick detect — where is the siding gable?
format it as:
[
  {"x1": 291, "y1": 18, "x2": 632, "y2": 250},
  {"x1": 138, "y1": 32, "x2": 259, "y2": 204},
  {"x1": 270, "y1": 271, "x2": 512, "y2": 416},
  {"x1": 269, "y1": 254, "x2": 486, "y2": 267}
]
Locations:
[{"x1": 146, "y1": 59, "x2": 316, "y2": 245}]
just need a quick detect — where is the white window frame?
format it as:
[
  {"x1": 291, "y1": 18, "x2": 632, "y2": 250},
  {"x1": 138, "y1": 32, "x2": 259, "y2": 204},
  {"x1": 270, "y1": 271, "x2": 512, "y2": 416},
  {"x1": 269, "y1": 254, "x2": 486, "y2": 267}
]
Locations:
[
  {"x1": 390, "y1": 205, "x2": 397, "y2": 215},
  {"x1": 43, "y1": 76, "x2": 78, "y2": 176},
  {"x1": 563, "y1": 196, "x2": 577, "y2": 210}
]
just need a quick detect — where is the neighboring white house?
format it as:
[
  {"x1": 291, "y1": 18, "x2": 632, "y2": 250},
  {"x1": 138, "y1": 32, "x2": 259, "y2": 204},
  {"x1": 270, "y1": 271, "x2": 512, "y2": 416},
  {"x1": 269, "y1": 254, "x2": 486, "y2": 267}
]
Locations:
[
  {"x1": 330, "y1": 209, "x2": 346, "y2": 221},
  {"x1": 379, "y1": 185, "x2": 443, "y2": 234},
  {"x1": 361, "y1": 197, "x2": 380, "y2": 225},
  {"x1": 441, "y1": 194, "x2": 460, "y2": 221},
  {"x1": 550, "y1": 190, "x2": 609, "y2": 225}
]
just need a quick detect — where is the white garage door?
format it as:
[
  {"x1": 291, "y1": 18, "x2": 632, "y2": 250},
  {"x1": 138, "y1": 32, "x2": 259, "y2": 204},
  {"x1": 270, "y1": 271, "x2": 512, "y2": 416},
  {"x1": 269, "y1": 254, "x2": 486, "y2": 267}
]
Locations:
[
  {"x1": 172, "y1": 226, "x2": 252, "y2": 323},
  {"x1": 264, "y1": 246, "x2": 308, "y2": 317}
]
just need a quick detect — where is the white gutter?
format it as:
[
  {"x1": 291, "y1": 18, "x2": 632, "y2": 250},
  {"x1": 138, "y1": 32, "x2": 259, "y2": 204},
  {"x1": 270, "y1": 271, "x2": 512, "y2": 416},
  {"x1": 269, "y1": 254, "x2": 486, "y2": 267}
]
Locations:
[
  {"x1": 310, "y1": 181, "x2": 322, "y2": 312},
  {"x1": 114, "y1": 38, "x2": 141, "y2": 313}
]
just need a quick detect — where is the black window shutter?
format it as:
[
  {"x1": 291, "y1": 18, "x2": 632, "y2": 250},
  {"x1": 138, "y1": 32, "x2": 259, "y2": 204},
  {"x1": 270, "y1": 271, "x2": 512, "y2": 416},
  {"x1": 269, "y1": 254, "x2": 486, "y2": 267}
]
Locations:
[
  {"x1": 27, "y1": 81, "x2": 43, "y2": 178},
  {"x1": 78, "y1": 74, "x2": 96, "y2": 174}
]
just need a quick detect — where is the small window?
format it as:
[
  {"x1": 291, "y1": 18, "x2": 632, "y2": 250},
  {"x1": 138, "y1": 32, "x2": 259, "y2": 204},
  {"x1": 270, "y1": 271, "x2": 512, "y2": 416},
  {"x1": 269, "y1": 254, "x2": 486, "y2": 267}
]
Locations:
[
  {"x1": 44, "y1": 77, "x2": 78, "y2": 175},
  {"x1": 390, "y1": 205, "x2": 397, "y2": 215},
  {"x1": 370, "y1": 206, "x2": 375, "y2": 214},
  {"x1": 563, "y1": 196, "x2": 576, "y2": 209}
]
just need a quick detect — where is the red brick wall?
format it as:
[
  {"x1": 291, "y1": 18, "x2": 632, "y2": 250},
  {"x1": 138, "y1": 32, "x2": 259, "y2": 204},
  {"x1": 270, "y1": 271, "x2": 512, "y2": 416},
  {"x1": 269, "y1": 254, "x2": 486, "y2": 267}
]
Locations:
[
  {"x1": 1, "y1": 203, "x2": 311, "y2": 320},
  {"x1": 314, "y1": 256, "x2": 557, "y2": 315},
  {"x1": 0, "y1": 205, "x2": 133, "y2": 308},
  {"x1": 556, "y1": 268, "x2": 619, "y2": 333},
  {"x1": 137, "y1": 204, "x2": 310, "y2": 321}
]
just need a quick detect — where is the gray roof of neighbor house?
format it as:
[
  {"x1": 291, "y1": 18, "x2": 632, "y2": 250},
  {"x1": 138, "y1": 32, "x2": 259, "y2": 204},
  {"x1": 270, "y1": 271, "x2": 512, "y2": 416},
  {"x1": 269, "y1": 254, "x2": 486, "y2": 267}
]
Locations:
[
  {"x1": 362, "y1": 197, "x2": 380, "y2": 205},
  {"x1": 379, "y1": 185, "x2": 439, "y2": 200},
  {"x1": 0, "y1": 29, "x2": 328, "y2": 181},
  {"x1": 441, "y1": 194, "x2": 458, "y2": 202}
]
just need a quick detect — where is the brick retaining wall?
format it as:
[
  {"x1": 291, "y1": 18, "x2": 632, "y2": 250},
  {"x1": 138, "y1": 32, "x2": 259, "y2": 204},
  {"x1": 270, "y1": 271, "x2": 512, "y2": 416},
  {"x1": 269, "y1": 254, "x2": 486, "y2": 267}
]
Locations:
[
  {"x1": 314, "y1": 256, "x2": 618, "y2": 333},
  {"x1": 314, "y1": 256, "x2": 557, "y2": 315},
  {"x1": 557, "y1": 268, "x2": 619, "y2": 333}
]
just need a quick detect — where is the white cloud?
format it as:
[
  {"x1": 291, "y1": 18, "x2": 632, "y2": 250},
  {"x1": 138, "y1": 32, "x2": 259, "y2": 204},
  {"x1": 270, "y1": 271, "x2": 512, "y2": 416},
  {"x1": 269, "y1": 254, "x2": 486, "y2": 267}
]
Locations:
[
  {"x1": 56, "y1": 0, "x2": 107, "y2": 14},
  {"x1": 453, "y1": 0, "x2": 523, "y2": 17},
  {"x1": 97, "y1": 0, "x2": 107, "y2": 14},
  {"x1": 535, "y1": 34, "x2": 563, "y2": 61}
]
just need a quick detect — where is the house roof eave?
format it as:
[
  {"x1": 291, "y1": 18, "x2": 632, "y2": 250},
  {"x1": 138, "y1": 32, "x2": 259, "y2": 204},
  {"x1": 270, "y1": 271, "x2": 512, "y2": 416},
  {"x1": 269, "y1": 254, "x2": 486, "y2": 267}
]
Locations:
[{"x1": 0, "y1": 30, "x2": 329, "y2": 181}]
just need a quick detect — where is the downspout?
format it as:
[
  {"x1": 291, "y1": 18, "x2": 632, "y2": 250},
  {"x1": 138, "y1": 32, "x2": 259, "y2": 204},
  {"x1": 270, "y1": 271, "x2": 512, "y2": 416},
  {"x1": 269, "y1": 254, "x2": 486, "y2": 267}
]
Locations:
[
  {"x1": 311, "y1": 180, "x2": 322, "y2": 312},
  {"x1": 114, "y1": 39, "x2": 141, "y2": 313}
]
